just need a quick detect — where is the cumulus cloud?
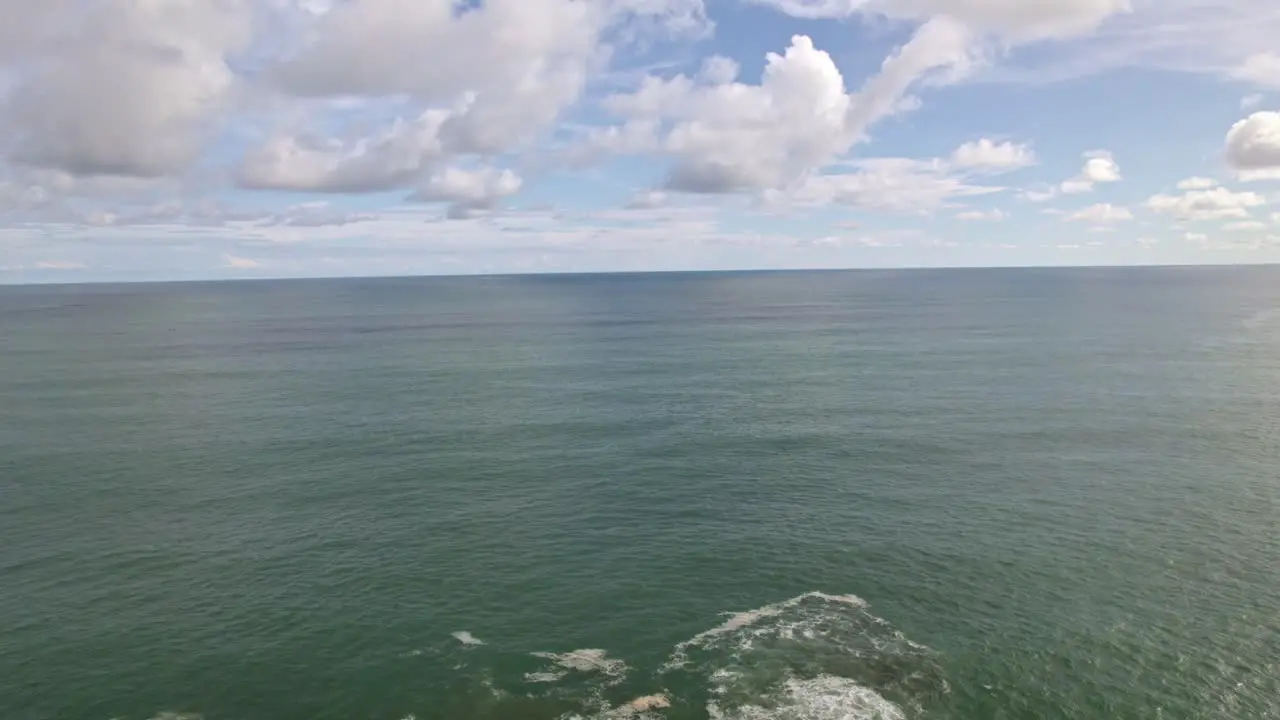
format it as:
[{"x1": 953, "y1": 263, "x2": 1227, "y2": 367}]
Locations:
[
  {"x1": 410, "y1": 166, "x2": 523, "y2": 218},
  {"x1": 950, "y1": 139, "x2": 1036, "y2": 172},
  {"x1": 1177, "y1": 177, "x2": 1219, "y2": 190},
  {"x1": 1231, "y1": 52, "x2": 1280, "y2": 88},
  {"x1": 271, "y1": 0, "x2": 598, "y2": 155},
  {"x1": 1, "y1": 0, "x2": 250, "y2": 178},
  {"x1": 596, "y1": 25, "x2": 974, "y2": 194},
  {"x1": 238, "y1": 110, "x2": 451, "y2": 192},
  {"x1": 271, "y1": 0, "x2": 674, "y2": 100},
  {"x1": 1059, "y1": 150, "x2": 1121, "y2": 193},
  {"x1": 1065, "y1": 203, "x2": 1132, "y2": 222},
  {"x1": 1225, "y1": 111, "x2": 1280, "y2": 181},
  {"x1": 600, "y1": 36, "x2": 847, "y2": 192},
  {"x1": 237, "y1": 0, "x2": 708, "y2": 194},
  {"x1": 1145, "y1": 187, "x2": 1267, "y2": 221},
  {"x1": 6, "y1": 0, "x2": 1280, "y2": 268},
  {"x1": 615, "y1": 34, "x2": 856, "y2": 192}
]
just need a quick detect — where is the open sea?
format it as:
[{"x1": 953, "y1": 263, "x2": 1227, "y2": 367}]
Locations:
[{"x1": 2, "y1": 266, "x2": 1278, "y2": 720}]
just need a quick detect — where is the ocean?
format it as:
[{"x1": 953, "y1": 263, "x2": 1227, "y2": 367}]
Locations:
[{"x1": 2, "y1": 267, "x2": 1278, "y2": 720}]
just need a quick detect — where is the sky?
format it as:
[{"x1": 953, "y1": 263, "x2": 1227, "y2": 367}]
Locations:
[{"x1": 2, "y1": 0, "x2": 1280, "y2": 282}]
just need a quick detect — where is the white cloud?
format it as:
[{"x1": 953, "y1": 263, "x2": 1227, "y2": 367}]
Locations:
[
  {"x1": 597, "y1": 24, "x2": 975, "y2": 193},
  {"x1": 1231, "y1": 52, "x2": 1280, "y2": 88},
  {"x1": 950, "y1": 139, "x2": 1036, "y2": 172},
  {"x1": 966, "y1": 1, "x2": 1280, "y2": 86},
  {"x1": 604, "y1": 34, "x2": 853, "y2": 192},
  {"x1": 270, "y1": 0, "x2": 694, "y2": 101},
  {"x1": 1060, "y1": 150, "x2": 1121, "y2": 193},
  {"x1": 239, "y1": 0, "x2": 708, "y2": 192},
  {"x1": 567, "y1": 120, "x2": 662, "y2": 167},
  {"x1": 410, "y1": 166, "x2": 523, "y2": 218},
  {"x1": 1241, "y1": 94, "x2": 1264, "y2": 110},
  {"x1": 1020, "y1": 184, "x2": 1058, "y2": 203},
  {"x1": 790, "y1": 157, "x2": 1003, "y2": 213},
  {"x1": 1225, "y1": 111, "x2": 1280, "y2": 181},
  {"x1": 222, "y1": 254, "x2": 261, "y2": 269},
  {"x1": 1177, "y1": 177, "x2": 1219, "y2": 190},
  {"x1": 238, "y1": 110, "x2": 451, "y2": 192},
  {"x1": 954, "y1": 208, "x2": 1007, "y2": 220},
  {"x1": 270, "y1": 0, "x2": 597, "y2": 154},
  {"x1": 748, "y1": 0, "x2": 1131, "y2": 41},
  {"x1": 626, "y1": 190, "x2": 668, "y2": 209},
  {"x1": 6, "y1": 0, "x2": 1280, "y2": 274},
  {"x1": 1145, "y1": 187, "x2": 1267, "y2": 221},
  {"x1": 1185, "y1": 232, "x2": 1208, "y2": 243},
  {"x1": 1, "y1": 0, "x2": 250, "y2": 178},
  {"x1": 1065, "y1": 203, "x2": 1132, "y2": 223},
  {"x1": 1224, "y1": 220, "x2": 1266, "y2": 231}
]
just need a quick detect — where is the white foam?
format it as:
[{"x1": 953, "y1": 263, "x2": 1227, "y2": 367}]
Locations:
[
  {"x1": 708, "y1": 675, "x2": 906, "y2": 720},
  {"x1": 626, "y1": 694, "x2": 671, "y2": 711},
  {"x1": 531, "y1": 648, "x2": 627, "y2": 678},
  {"x1": 524, "y1": 671, "x2": 568, "y2": 683},
  {"x1": 558, "y1": 693, "x2": 672, "y2": 720},
  {"x1": 664, "y1": 592, "x2": 867, "y2": 671},
  {"x1": 452, "y1": 630, "x2": 485, "y2": 646}
]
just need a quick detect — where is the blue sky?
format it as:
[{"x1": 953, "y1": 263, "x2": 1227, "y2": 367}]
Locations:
[{"x1": 2, "y1": 0, "x2": 1280, "y2": 282}]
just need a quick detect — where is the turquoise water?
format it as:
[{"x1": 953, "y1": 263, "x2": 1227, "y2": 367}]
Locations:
[{"x1": 2, "y1": 267, "x2": 1278, "y2": 720}]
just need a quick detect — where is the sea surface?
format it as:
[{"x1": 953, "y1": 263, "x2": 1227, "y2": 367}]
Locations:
[{"x1": 2, "y1": 267, "x2": 1278, "y2": 720}]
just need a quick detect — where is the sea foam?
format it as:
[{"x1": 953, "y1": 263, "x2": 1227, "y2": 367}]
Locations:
[
  {"x1": 708, "y1": 675, "x2": 906, "y2": 720},
  {"x1": 451, "y1": 630, "x2": 485, "y2": 646}
]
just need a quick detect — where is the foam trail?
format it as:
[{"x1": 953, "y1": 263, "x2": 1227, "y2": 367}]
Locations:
[
  {"x1": 452, "y1": 631, "x2": 485, "y2": 646},
  {"x1": 559, "y1": 694, "x2": 672, "y2": 720},
  {"x1": 708, "y1": 675, "x2": 906, "y2": 720},
  {"x1": 627, "y1": 694, "x2": 671, "y2": 711},
  {"x1": 531, "y1": 648, "x2": 627, "y2": 678},
  {"x1": 664, "y1": 591, "x2": 867, "y2": 670},
  {"x1": 524, "y1": 671, "x2": 567, "y2": 683}
]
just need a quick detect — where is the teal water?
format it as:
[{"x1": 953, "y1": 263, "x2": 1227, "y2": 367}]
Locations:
[{"x1": 2, "y1": 267, "x2": 1278, "y2": 720}]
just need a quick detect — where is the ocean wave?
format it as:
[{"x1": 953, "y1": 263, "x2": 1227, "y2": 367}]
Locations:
[
  {"x1": 116, "y1": 593, "x2": 939, "y2": 720},
  {"x1": 531, "y1": 648, "x2": 628, "y2": 679},
  {"x1": 451, "y1": 630, "x2": 485, "y2": 646},
  {"x1": 662, "y1": 591, "x2": 946, "y2": 719},
  {"x1": 663, "y1": 592, "x2": 869, "y2": 672},
  {"x1": 542, "y1": 591, "x2": 943, "y2": 719},
  {"x1": 708, "y1": 675, "x2": 905, "y2": 720}
]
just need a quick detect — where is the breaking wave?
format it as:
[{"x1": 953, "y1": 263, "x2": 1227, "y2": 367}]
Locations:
[
  {"x1": 658, "y1": 592, "x2": 946, "y2": 719},
  {"x1": 466, "y1": 591, "x2": 948, "y2": 719},
  {"x1": 130, "y1": 594, "x2": 944, "y2": 720},
  {"x1": 451, "y1": 630, "x2": 485, "y2": 646}
]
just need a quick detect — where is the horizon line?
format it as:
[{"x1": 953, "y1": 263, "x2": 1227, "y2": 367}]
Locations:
[{"x1": 2, "y1": 260, "x2": 1279, "y2": 289}]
